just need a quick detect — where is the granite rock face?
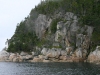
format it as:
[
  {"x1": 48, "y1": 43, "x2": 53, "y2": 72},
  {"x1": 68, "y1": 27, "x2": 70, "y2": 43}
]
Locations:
[{"x1": 35, "y1": 14, "x2": 52, "y2": 38}]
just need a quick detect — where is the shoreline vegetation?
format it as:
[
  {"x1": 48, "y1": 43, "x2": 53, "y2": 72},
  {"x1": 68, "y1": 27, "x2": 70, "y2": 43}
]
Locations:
[{"x1": 1, "y1": 0, "x2": 100, "y2": 64}]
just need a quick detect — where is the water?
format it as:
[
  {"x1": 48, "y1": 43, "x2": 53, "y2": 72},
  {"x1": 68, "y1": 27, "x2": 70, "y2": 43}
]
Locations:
[{"x1": 0, "y1": 62, "x2": 100, "y2": 75}]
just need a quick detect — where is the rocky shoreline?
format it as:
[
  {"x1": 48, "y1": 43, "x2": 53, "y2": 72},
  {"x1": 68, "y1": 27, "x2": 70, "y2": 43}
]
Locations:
[
  {"x1": 0, "y1": 46, "x2": 100, "y2": 64},
  {"x1": 1, "y1": 12, "x2": 100, "y2": 64}
]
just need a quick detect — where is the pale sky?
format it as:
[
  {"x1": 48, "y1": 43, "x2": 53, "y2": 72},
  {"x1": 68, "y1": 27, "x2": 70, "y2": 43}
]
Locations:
[{"x1": 0, "y1": 0, "x2": 41, "y2": 51}]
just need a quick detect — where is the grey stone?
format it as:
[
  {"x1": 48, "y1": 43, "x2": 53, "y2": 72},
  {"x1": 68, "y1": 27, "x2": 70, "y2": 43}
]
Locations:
[
  {"x1": 20, "y1": 52, "x2": 28, "y2": 56},
  {"x1": 61, "y1": 50, "x2": 67, "y2": 56},
  {"x1": 35, "y1": 14, "x2": 52, "y2": 38},
  {"x1": 0, "y1": 51, "x2": 10, "y2": 61},
  {"x1": 76, "y1": 48, "x2": 83, "y2": 58},
  {"x1": 46, "y1": 48, "x2": 61, "y2": 58},
  {"x1": 88, "y1": 46, "x2": 100, "y2": 63},
  {"x1": 41, "y1": 48, "x2": 48, "y2": 56}
]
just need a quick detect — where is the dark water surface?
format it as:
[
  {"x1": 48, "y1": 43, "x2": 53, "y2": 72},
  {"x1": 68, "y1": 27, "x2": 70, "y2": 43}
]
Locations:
[{"x1": 0, "y1": 62, "x2": 100, "y2": 75}]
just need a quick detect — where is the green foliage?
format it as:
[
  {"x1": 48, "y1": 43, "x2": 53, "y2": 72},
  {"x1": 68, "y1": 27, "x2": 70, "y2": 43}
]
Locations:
[
  {"x1": 7, "y1": 0, "x2": 100, "y2": 53},
  {"x1": 36, "y1": 39, "x2": 47, "y2": 47},
  {"x1": 91, "y1": 28, "x2": 100, "y2": 43},
  {"x1": 35, "y1": 0, "x2": 61, "y2": 15},
  {"x1": 30, "y1": 9, "x2": 39, "y2": 20},
  {"x1": 7, "y1": 21, "x2": 38, "y2": 53},
  {"x1": 50, "y1": 18, "x2": 62, "y2": 33}
]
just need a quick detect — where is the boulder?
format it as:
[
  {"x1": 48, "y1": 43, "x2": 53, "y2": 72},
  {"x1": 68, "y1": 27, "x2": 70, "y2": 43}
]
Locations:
[
  {"x1": 32, "y1": 57, "x2": 43, "y2": 62},
  {"x1": 0, "y1": 51, "x2": 9, "y2": 61},
  {"x1": 43, "y1": 59, "x2": 50, "y2": 63},
  {"x1": 46, "y1": 53, "x2": 54, "y2": 58},
  {"x1": 41, "y1": 48, "x2": 48, "y2": 56},
  {"x1": 75, "y1": 48, "x2": 83, "y2": 58},
  {"x1": 13, "y1": 57, "x2": 19, "y2": 62},
  {"x1": 66, "y1": 47, "x2": 73, "y2": 55},
  {"x1": 19, "y1": 55, "x2": 26, "y2": 60},
  {"x1": 72, "y1": 57, "x2": 85, "y2": 62},
  {"x1": 88, "y1": 46, "x2": 100, "y2": 63},
  {"x1": 49, "y1": 58, "x2": 59, "y2": 62},
  {"x1": 88, "y1": 53, "x2": 97, "y2": 63},
  {"x1": 31, "y1": 52, "x2": 35, "y2": 56},
  {"x1": 9, "y1": 53, "x2": 17, "y2": 61},
  {"x1": 46, "y1": 48, "x2": 61, "y2": 58},
  {"x1": 39, "y1": 55, "x2": 44, "y2": 59},
  {"x1": 18, "y1": 57, "x2": 23, "y2": 62},
  {"x1": 61, "y1": 50, "x2": 67, "y2": 56},
  {"x1": 20, "y1": 52, "x2": 28, "y2": 56},
  {"x1": 82, "y1": 49, "x2": 87, "y2": 58},
  {"x1": 25, "y1": 55, "x2": 33, "y2": 60},
  {"x1": 59, "y1": 56, "x2": 67, "y2": 60}
]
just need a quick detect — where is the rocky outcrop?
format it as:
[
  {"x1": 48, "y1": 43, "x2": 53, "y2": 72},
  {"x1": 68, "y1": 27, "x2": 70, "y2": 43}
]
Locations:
[
  {"x1": 41, "y1": 48, "x2": 61, "y2": 59},
  {"x1": 20, "y1": 52, "x2": 28, "y2": 56},
  {"x1": 35, "y1": 14, "x2": 52, "y2": 38},
  {"x1": 9, "y1": 53, "x2": 17, "y2": 61},
  {"x1": 31, "y1": 57, "x2": 43, "y2": 62},
  {"x1": 0, "y1": 51, "x2": 34, "y2": 62},
  {"x1": 1, "y1": 11, "x2": 97, "y2": 63},
  {"x1": 29, "y1": 12, "x2": 94, "y2": 63},
  {"x1": 0, "y1": 51, "x2": 9, "y2": 61},
  {"x1": 0, "y1": 45, "x2": 99, "y2": 63},
  {"x1": 87, "y1": 46, "x2": 100, "y2": 63},
  {"x1": 54, "y1": 12, "x2": 93, "y2": 59}
]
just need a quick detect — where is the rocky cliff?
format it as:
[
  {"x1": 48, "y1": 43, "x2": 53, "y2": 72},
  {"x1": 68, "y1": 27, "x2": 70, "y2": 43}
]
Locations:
[
  {"x1": 1, "y1": 0, "x2": 100, "y2": 63},
  {"x1": 33, "y1": 12, "x2": 93, "y2": 62}
]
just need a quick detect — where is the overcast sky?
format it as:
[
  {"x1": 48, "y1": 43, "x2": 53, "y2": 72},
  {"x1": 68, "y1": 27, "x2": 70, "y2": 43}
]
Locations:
[{"x1": 0, "y1": 0, "x2": 41, "y2": 51}]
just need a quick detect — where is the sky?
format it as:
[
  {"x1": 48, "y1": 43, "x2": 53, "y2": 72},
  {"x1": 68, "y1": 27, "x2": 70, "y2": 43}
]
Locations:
[{"x1": 0, "y1": 0, "x2": 41, "y2": 51}]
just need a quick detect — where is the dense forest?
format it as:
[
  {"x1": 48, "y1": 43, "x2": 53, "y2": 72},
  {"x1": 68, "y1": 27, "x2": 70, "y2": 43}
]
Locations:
[{"x1": 7, "y1": 0, "x2": 100, "y2": 53}]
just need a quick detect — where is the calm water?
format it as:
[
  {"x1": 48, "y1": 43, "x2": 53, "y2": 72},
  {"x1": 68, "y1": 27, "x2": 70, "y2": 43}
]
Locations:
[{"x1": 0, "y1": 62, "x2": 100, "y2": 75}]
